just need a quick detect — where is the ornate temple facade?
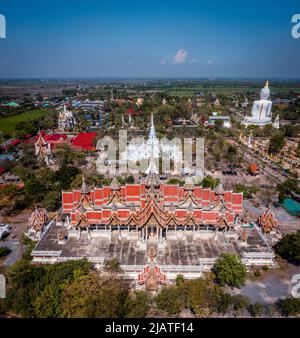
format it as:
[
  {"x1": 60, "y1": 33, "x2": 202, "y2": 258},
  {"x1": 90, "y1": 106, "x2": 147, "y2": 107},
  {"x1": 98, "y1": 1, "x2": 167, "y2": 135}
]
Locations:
[{"x1": 62, "y1": 175, "x2": 243, "y2": 237}]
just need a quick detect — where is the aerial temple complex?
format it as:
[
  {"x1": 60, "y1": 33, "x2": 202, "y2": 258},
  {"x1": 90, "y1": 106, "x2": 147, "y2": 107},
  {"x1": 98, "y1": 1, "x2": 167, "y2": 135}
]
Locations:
[{"x1": 30, "y1": 113, "x2": 277, "y2": 288}]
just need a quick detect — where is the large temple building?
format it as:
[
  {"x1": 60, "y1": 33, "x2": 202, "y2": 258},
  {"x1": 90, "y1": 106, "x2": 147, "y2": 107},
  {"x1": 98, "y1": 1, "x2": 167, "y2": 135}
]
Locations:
[
  {"x1": 31, "y1": 169, "x2": 276, "y2": 286},
  {"x1": 29, "y1": 111, "x2": 277, "y2": 288}
]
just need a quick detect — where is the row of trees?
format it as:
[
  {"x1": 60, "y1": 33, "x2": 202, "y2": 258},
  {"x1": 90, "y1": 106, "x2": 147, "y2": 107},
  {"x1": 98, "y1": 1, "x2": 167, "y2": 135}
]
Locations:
[
  {"x1": 0, "y1": 143, "x2": 87, "y2": 213},
  {"x1": 1, "y1": 247, "x2": 299, "y2": 318}
]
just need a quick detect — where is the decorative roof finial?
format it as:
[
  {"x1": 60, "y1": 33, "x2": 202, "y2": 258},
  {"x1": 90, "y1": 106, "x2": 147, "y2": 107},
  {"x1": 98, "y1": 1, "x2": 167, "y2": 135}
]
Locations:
[
  {"x1": 148, "y1": 112, "x2": 156, "y2": 140},
  {"x1": 81, "y1": 174, "x2": 89, "y2": 195},
  {"x1": 110, "y1": 176, "x2": 120, "y2": 190},
  {"x1": 215, "y1": 182, "x2": 224, "y2": 195}
]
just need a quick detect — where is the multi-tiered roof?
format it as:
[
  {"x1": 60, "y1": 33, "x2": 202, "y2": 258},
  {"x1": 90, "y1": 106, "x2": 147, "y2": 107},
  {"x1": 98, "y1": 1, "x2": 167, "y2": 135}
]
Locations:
[{"x1": 62, "y1": 174, "x2": 243, "y2": 230}]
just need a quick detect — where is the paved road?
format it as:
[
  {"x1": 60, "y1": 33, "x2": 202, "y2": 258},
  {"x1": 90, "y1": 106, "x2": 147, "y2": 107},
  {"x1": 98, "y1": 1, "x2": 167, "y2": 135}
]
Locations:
[
  {"x1": 0, "y1": 240, "x2": 24, "y2": 266},
  {"x1": 230, "y1": 140, "x2": 287, "y2": 184},
  {"x1": 226, "y1": 264, "x2": 300, "y2": 304}
]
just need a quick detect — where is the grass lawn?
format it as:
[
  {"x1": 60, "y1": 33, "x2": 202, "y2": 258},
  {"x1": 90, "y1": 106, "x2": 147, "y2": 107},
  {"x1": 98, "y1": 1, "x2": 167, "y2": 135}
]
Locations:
[{"x1": 0, "y1": 109, "x2": 49, "y2": 136}]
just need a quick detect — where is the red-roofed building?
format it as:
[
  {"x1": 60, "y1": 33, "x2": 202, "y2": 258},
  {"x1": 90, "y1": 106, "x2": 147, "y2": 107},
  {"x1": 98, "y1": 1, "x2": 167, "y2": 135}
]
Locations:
[
  {"x1": 0, "y1": 138, "x2": 21, "y2": 151},
  {"x1": 44, "y1": 133, "x2": 68, "y2": 144},
  {"x1": 249, "y1": 162, "x2": 260, "y2": 176},
  {"x1": 62, "y1": 175, "x2": 243, "y2": 237},
  {"x1": 71, "y1": 132, "x2": 97, "y2": 151}
]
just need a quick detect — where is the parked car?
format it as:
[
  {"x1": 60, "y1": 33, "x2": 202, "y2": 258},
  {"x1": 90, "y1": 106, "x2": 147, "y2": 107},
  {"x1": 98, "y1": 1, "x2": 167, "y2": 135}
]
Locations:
[{"x1": 0, "y1": 224, "x2": 11, "y2": 240}]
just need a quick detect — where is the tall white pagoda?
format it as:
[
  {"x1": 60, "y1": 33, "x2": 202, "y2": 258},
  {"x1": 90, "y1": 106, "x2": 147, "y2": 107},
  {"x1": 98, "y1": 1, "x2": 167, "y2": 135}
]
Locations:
[
  {"x1": 58, "y1": 104, "x2": 76, "y2": 131},
  {"x1": 243, "y1": 81, "x2": 273, "y2": 127},
  {"x1": 121, "y1": 113, "x2": 181, "y2": 174}
]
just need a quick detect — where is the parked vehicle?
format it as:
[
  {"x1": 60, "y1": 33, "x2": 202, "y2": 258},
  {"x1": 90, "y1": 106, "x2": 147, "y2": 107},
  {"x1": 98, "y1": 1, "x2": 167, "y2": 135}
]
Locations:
[{"x1": 0, "y1": 223, "x2": 11, "y2": 240}]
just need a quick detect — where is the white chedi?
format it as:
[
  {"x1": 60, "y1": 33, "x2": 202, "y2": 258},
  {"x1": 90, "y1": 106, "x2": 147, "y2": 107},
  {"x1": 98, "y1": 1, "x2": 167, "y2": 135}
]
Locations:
[
  {"x1": 58, "y1": 104, "x2": 76, "y2": 131},
  {"x1": 243, "y1": 81, "x2": 273, "y2": 127},
  {"x1": 120, "y1": 113, "x2": 181, "y2": 175}
]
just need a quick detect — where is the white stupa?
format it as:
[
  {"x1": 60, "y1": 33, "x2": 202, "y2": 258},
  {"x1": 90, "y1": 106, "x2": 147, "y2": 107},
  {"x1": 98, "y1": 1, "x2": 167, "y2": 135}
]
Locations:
[
  {"x1": 121, "y1": 112, "x2": 181, "y2": 174},
  {"x1": 243, "y1": 81, "x2": 273, "y2": 127},
  {"x1": 58, "y1": 104, "x2": 76, "y2": 131}
]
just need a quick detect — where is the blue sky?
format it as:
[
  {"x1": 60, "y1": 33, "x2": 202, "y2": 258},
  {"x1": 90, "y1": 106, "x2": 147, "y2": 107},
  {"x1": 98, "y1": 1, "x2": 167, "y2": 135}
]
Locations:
[{"x1": 0, "y1": 0, "x2": 299, "y2": 78}]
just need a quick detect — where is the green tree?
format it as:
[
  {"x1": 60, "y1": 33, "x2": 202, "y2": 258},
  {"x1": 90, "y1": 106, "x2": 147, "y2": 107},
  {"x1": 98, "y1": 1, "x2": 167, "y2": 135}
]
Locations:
[
  {"x1": 104, "y1": 258, "x2": 122, "y2": 273},
  {"x1": 0, "y1": 247, "x2": 11, "y2": 257},
  {"x1": 41, "y1": 190, "x2": 61, "y2": 211},
  {"x1": 248, "y1": 302, "x2": 264, "y2": 317},
  {"x1": 184, "y1": 278, "x2": 217, "y2": 317},
  {"x1": 212, "y1": 253, "x2": 247, "y2": 287},
  {"x1": 5, "y1": 259, "x2": 92, "y2": 317},
  {"x1": 155, "y1": 285, "x2": 185, "y2": 316},
  {"x1": 125, "y1": 291, "x2": 151, "y2": 318},
  {"x1": 175, "y1": 274, "x2": 185, "y2": 286},
  {"x1": 34, "y1": 284, "x2": 63, "y2": 318},
  {"x1": 277, "y1": 297, "x2": 300, "y2": 316},
  {"x1": 231, "y1": 295, "x2": 250, "y2": 317},
  {"x1": 214, "y1": 119, "x2": 224, "y2": 132},
  {"x1": 268, "y1": 132, "x2": 285, "y2": 154},
  {"x1": 201, "y1": 176, "x2": 220, "y2": 189},
  {"x1": 213, "y1": 290, "x2": 233, "y2": 314},
  {"x1": 126, "y1": 175, "x2": 135, "y2": 184},
  {"x1": 277, "y1": 179, "x2": 300, "y2": 202},
  {"x1": 60, "y1": 272, "x2": 129, "y2": 318},
  {"x1": 274, "y1": 231, "x2": 300, "y2": 265}
]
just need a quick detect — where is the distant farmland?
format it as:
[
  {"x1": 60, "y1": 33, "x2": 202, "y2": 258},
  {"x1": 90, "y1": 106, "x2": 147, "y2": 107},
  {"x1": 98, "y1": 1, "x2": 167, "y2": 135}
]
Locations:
[{"x1": 0, "y1": 109, "x2": 49, "y2": 136}]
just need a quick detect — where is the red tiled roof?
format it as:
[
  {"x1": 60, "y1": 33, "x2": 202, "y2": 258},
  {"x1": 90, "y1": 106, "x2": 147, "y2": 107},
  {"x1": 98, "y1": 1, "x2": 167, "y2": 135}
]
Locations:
[
  {"x1": 71, "y1": 132, "x2": 97, "y2": 151},
  {"x1": 249, "y1": 163, "x2": 259, "y2": 173},
  {"x1": 44, "y1": 134, "x2": 67, "y2": 142},
  {"x1": 62, "y1": 183, "x2": 244, "y2": 228}
]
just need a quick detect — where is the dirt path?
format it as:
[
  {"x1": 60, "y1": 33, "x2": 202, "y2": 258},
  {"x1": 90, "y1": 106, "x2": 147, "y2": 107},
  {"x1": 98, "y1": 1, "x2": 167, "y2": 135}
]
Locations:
[
  {"x1": 0, "y1": 210, "x2": 31, "y2": 267},
  {"x1": 226, "y1": 260, "x2": 300, "y2": 304}
]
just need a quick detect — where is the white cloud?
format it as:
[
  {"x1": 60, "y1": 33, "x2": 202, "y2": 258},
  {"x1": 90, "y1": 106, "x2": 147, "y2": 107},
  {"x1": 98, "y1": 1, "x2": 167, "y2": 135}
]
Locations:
[
  {"x1": 207, "y1": 59, "x2": 213, "y2": 64},
  {"x1": 173, "y1": 49, "x2": 188, "y2": 64}
]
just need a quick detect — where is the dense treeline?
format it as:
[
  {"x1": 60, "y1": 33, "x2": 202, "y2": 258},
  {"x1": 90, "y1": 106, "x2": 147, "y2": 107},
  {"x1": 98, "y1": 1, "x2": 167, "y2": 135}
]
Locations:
[
  {"x1": 275, "y1": 231, "x2": 300, "y2": 266},
  {"x1": 1, "y1": 250, "x2": 299, "y2": 318}
]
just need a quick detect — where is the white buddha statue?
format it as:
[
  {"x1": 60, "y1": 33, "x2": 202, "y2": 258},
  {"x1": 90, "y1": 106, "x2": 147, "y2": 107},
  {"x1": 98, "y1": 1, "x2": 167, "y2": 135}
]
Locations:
[{"x1": 243, "y1": 81, "x2": 273, "y2": 127}]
